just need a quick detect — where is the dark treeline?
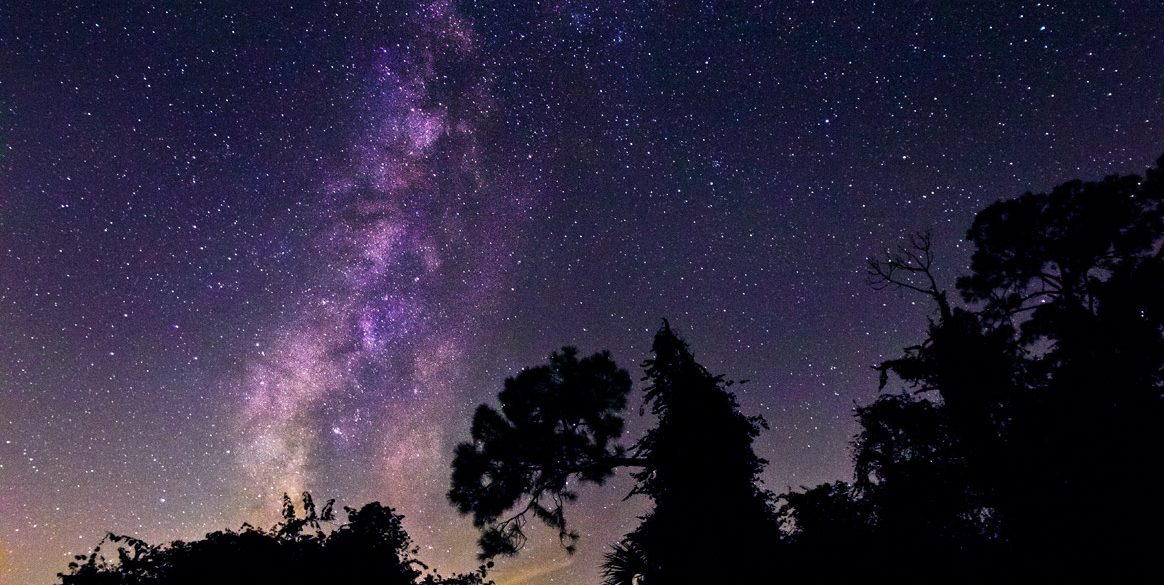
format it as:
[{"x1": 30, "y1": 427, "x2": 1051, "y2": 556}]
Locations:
[
  {"x1": 450, "y1": 153, "x2": 1164, "y2": 584},
  {"x1": 59, "y1": 494, "x2": 491, "y2": 585},
  {"x1": 59, "y1": 155, "x2": 1164, "y2": 584}
]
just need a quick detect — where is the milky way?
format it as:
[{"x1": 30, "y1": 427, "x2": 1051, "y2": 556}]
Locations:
[
  {"x1": 236, "y1": 0, "x2": 525, "y2": 542},
  {"x1": 2, "y1": 2, "x2": 1162, "y2": 584}
]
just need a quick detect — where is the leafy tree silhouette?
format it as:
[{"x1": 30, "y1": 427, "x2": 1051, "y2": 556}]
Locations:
[
  {"x1": 447, "y1": 346, "x2": 634, "y2": 557},
  {"x1": 954, "y1": 156, "x2": 1164, "y2": 580},
  {"x1": 448, "y1": 322, "x2": 779, "y2": 584},
  {"x1": 58, "y1": 493, "x2": 493, "y2": 585},
  {"x1": 775, "y1": 481, "x2": 868, "y2": 582},
  {"x1": 779, "y1": 153, "x2": 1164, "y2": 582}
]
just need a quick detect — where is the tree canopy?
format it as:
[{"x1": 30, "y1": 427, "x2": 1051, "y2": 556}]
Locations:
[
  {"x1": 447, "y1": 347, "x2": 633, "y2": 557},
  {"x1": 779, "y1": 153, "x2": 1164, "y2": 582}
]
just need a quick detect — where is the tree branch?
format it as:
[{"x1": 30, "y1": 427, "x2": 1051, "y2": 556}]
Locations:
[{"x1": 867, "y1": 230, "x2": 951, "y2": 319}]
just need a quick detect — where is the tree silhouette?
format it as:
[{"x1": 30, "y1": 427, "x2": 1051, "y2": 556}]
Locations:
[
  {"x1": 953, "y1": 155, "x2": 1164, "y2": 579},
  {"x1": 775, "y1": 481, "x2": 868, "y2": 582},
  {"x1": 58, "y1": 493, "x2": 492, "y2": 585},
  {"x1": 614, "y1": 322, "x2": 779, "y2": 584},
  {"x1": 447, "y1": 347, "x2": 634, "y2": 557},
  {"x1": 63, "y1": 153, "x2": 1164, "y2": 583},
  {"x1": 448, "y1": 322, "x2": 780, "y2": 583},
  {"x1": 780, "y1": 152, "x2": 1164, "y2": 582}
]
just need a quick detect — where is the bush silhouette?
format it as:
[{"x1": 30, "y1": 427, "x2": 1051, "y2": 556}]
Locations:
[{"x1": 58, "y1": 493, "x2": 492, "y2": 585}]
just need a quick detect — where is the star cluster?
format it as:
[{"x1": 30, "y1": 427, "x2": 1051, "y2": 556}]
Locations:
[{"x1": 1, "y1": 2, "x2": 1161, "y2": 584}]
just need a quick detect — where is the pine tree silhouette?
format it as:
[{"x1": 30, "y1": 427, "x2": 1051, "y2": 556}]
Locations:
[{"x1": 613, "y1": 321, "x2": 778, "y2": 584}]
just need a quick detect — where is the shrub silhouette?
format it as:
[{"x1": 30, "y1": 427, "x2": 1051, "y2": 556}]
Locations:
[{"x1": 58, "y1": 493, "x2": 492, "y2": 585}]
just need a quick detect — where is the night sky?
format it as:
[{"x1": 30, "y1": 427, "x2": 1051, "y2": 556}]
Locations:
[{"x1": 1, "y1": 2, "x2": 1161, "y2": 583}]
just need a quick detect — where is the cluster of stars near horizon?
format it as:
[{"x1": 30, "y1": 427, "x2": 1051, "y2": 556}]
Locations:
[{"x1": 2, "y1": 2, "x2": 1162, "y2": 584}]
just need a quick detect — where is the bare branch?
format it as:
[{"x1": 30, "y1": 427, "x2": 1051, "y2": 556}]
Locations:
[{"x1": 867, "y1": 230, "x2": 950, "y2": 318}]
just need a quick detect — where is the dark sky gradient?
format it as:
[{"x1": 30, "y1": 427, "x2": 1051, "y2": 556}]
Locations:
[{"x1": 2, "y1": 2, "x2": 1162, "y2": 583}]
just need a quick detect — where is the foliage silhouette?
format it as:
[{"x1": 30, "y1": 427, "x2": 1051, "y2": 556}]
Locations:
[
  {"x1": 615, "y1": 322, "x2": 779, "y2": 584},
  {"x1": 58, "y1": 493, "x2": 493, "y2": 585},
  {"x1": 600, "y1": 539, "x2": 649, "y2": 585},
  {"x1": 449, "y1": 322, "x2": 779, "y2": 583},
  {"x1": 447, "y1": 347, "x2": 633, "y2": 557},
  {"x1": 64, "y1": 154, "x2": 1164, "y2": 583},
  {"x1": 779, "y1": 153, "x2": 1164, "y2": 582}
]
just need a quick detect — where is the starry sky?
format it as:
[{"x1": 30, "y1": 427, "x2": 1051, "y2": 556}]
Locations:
[{"x1": 1, "y1": 1, "x2": 1161, "y2": 583}]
